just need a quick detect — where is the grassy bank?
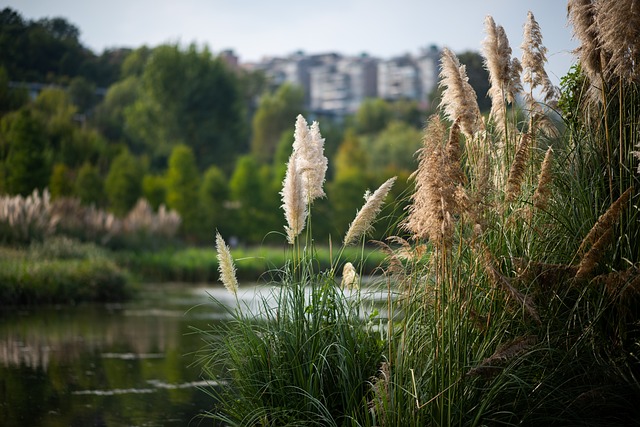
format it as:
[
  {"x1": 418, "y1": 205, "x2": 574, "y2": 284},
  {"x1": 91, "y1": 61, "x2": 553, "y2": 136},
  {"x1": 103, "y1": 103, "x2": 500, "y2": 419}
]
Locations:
[
  {"x1": 0, "y1": 240, "x2": 133, "y2": 305},
  {"x1": 117, "y1": 245, "x2": 387, "y2": 283},
  {"x1": 0, "y1": 237, "x2": 387, "y2": 305}
]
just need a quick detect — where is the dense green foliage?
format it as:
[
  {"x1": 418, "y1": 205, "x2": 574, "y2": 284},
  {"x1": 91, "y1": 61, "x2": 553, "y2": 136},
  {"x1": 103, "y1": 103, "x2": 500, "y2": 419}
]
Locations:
[
  {"x1": 1, "y1": 7, "x2": 465, "y2": 245},
  {"x1": 0, "y1": 8, "x2": 126, "y2": 86}
]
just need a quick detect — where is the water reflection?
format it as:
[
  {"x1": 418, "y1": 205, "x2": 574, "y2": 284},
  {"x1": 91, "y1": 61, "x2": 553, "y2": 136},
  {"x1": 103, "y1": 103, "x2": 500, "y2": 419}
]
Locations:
[
  {"x1": 0, "y1": 284, "x2": 226, "y2": 427},
  {"x1": 0, "y1": 282, "x2": 390, "y2": 427}
]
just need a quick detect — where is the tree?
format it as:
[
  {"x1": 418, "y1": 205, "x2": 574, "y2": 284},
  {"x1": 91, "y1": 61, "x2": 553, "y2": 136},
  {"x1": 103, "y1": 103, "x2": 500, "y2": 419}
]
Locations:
[
  {"x1": 0, "y1": 66, "x2": 27, "y2": 116},
  {"x1": 199, "y1": 165, "x2": 229, "y2": 235},
  {"x1": 251, "y1": 83, "x2": 305, "y2": 164},
  {"x1": 142, "y1": 174, "x2": 166, "y2": 211},
  {"x1": 165, "y1": 144, "x2": 201, "y2": 235},
  {"x1": 366, "y1": 121, "x2": 422, "y2": 172},
  {"x1": 354, "y1": 98, "x2": 393, "y2": 135},
  {"x1": 75, "y1": 162, "x2": 104, "y2": 206},
  {"x1": 228, "y1": 155, "x2": 272, "y2": 242},
  {"x1": 49, "y1": 163, "x2": 74, "y2": 199},
  {"x1": 105, "y1": 149, "x2": 143, "y2": 216},
  {"x1": 93, "y1": 76, "x2": 141, "y2": 147},
  {"x1": 124, "y1": 44, "x2": 247, "y2": 171},
  {"x1": 328, "y1": 130, "x2": 372, "y2": 236},
  {"x1": 0, "y1": 109, "x2": 50, "y2": 195},
  {"x1": 68, "y1": 76, "x2": 97, "y2": 112}
]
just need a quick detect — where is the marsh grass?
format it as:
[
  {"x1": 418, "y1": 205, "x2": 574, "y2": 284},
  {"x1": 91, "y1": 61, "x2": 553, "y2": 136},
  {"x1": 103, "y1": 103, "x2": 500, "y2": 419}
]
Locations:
[
  {"x1": 0, "y1": 238, "x2": 132, "y2": 305},
  {"x1": 197, "y1": 6, "x2": 640, "y2": 426}
]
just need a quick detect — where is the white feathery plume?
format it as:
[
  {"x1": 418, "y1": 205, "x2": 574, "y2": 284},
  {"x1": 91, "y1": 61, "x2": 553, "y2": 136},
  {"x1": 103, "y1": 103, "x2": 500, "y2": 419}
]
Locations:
[
  {"x1": 483, "y1": 15, "x2": 521, "y2": 135},
  {"x1": 281, "y1": 153, "x2": 307, "y2": 244},
  {"x1": 439, "y1": 47, "x2": 483, "y2": 138},
  {"x1": 341, "y1": 262, "x2": 359, "y2": 290},
  {"x1": 215, "y1": 232, "x2": 238, "y2": 296},
  {"x1": 344, "y1": 177, "x2": 396, "y2": 246},
  {"x1": 292, "y1": 114, "x2": 328, "y2": 202}
]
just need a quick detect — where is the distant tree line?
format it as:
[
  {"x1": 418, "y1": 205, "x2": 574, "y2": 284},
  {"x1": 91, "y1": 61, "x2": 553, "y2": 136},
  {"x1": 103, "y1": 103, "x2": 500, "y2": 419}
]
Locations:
[{"x1": 0, "y1": 7, "x2": 489, "y2": 245}]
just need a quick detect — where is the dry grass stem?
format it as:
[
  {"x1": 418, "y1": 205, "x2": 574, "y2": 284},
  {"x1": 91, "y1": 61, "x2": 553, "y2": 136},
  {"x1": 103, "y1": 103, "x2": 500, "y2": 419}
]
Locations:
[
  {"x1": 567, "y1": 0, "x2": 604, "y2": 100},
  {"x1": 344, "y1": 176, "x2": 396, "y2": 246},
  {"x1": 479, "y1": 245, "x2": 541, "y2": 324},
  {"x1": 533, "y1": 147, "x2": 554, "y2": 210},
  {"x1": 577, "y1": 187, "x2": 632, "y2": 255},
  {"x1": 506, "y1": 133, "x2": 531, "y2": 202},
  {"x1": 467, "y1": 336, "x2": 537, "y2": 378},
  {"x1": 215, "y1": 232, "x2": 238, "y2": 295},
  {"x1": 575, "y1": 228, "x2": 614, "y2": 281}
]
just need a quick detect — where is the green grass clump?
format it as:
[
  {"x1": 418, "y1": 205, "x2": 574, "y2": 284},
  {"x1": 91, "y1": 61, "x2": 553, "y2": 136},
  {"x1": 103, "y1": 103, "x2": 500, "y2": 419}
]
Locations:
[
  {"x1": 0, "y1": 257, "x2": 132, "y2": 305},
  {"x1": 0, "y1": 237, "x2": 133, "y2": 305},
  {"x1": 201, "y1": 264, "x2": 383, "y2": 426}
]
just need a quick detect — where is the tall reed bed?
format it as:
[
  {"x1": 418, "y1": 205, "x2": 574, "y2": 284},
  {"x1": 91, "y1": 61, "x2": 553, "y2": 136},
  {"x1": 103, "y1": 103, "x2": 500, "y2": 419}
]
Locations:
[
  {"x1": 200, "y1": 6, "x2": 640, "y2": 426},
  {"x1": 0, "y1": 191, "x2": 180, "y2": 247},
  {"x1": 201, "y1": 116, "x2": 395, "y2": 426}
]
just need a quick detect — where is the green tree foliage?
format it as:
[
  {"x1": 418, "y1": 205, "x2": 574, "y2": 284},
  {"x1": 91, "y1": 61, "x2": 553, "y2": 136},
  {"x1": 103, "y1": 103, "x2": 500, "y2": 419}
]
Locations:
[
  {"x1": 228, "y1": 155, "x2": 274, "y2": 242},
  {"x1": 0, "y1": 66, "x2": 27, "y2": 116},
  {"x1": 142, "y1": 174, "x2": 166, "y2": 210},
  {"x1": 75, "y1": 162, "x2": 104, "y2": 206},
  {"x1": 354, "y1": 98, "x2": 393, "y2": 135},
  {"x1": 0, "y1": 109, "x2": 50, "y2": 195},
  {"x1": 200, "y1": 165, "x2": 229, "y2": 235},
  {"x1": 328, "y1": 130, "x2": 372, "y2": 235},
  {"x1": 92, "y1": 76, "x2": 141, "y2": 146},
  {"x1": 165, "y1": 144, "x2": 201, "y2": 235},
  {"x1": 124, "y1": 44, "x2": 246, "y2": 171},
  {"x1": 366, "y1": 120, "x2": 422, "y2": 172},
  {"x1": 49, "y1": 163, "x2": 74, "y2": 199},
  {"x1": 251, "y1": 83, "x2": 304, "y2": 164},
  {"x1": 104, "y1": 149, "x2": 143, "y2": 216},
  {"x1": 31, "y1": 88, "x2": 106, "y2": 167},
  {"x1": 0, "y1": 8, "x2": 123, "y2": 86},
  {"x1": 68, "y1": 76, "x2": 97, "y2": 112},
  {"x1": 120, "y1": 46, "x2": 152, "y2": 78},
  {"x1": 354, "y1": 98, "x2": 425, "y2": 135}
]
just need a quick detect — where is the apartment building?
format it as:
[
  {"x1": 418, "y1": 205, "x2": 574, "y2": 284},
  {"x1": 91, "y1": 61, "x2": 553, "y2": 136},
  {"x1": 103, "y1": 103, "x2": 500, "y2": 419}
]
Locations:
[{"x1": 246, "y1": 45, "x2": 440, "y2": 117}]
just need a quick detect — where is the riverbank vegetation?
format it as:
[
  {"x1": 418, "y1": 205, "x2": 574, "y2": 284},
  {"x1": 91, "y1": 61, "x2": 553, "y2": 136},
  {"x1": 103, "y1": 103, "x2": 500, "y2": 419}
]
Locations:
[
  {"x1": 0, "y1": 233, "x2": 386, "y2": 304},
  {"x1": 201, "y1": 5, "x2": 640, "y2": 426}
]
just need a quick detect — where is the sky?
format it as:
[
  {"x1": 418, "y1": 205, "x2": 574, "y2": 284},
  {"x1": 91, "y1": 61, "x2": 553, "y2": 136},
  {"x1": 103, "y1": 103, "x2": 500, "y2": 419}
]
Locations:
[{"x1": 5, "y1": 0, "x2": 578, "y2": 84}]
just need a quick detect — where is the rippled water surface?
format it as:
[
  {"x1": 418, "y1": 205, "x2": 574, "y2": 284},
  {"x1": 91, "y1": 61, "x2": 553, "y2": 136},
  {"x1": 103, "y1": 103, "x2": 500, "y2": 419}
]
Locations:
[{"x1": 0, "y1": 284, "x2": 238, "y2": 427}]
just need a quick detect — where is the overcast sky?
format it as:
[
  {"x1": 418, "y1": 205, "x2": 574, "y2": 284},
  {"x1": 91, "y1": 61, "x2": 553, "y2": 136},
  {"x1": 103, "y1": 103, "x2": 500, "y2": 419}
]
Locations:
[{"x1": 5, "y1": 0, "x2": 578, "y2": 84}]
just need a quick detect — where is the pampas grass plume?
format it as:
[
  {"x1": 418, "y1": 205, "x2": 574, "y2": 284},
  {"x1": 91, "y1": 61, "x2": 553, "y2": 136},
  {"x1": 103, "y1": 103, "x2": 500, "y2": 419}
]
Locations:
[
  {"x1": 293, "y1": 114, "x2": 328, "y2": 202},
  {"x1": 439, "y1": 48, "x2": 482, "y2": 138},
  {"x1": 344, "y1": 177, "x2": 396, "y2": 246},
  {"x1": 281, "y1": 154, "x2": 307, "y2": 244},
  {"x1": 533, "y1": 147, "x2": 554, "y2": 210},
  {"x1": 341, "y1": 262, "x2": 359, "y2": 290},
  {"x1": 506, "y1": 133, "x2": 531, "y2": 202},
  {"x1": 215, "y1": 231, "x2": 238, "y2": 296},
  {"x1": 577, "y1": 187, "x2": 632, "y2": 254}
]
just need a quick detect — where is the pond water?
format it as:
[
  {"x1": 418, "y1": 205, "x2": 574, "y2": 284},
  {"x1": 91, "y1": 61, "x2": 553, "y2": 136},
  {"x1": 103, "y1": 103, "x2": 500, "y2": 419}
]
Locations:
[
  {"x1": 0, "y1": 282, "x2": 389, "y2": 427},
  {"x1": 0, "y1": 284, "x2": 240, "y2": 427}
]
